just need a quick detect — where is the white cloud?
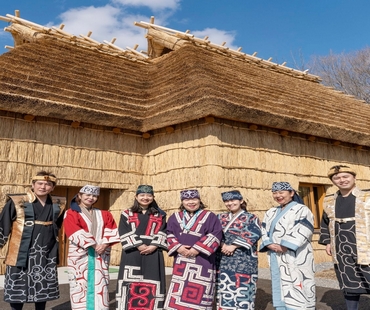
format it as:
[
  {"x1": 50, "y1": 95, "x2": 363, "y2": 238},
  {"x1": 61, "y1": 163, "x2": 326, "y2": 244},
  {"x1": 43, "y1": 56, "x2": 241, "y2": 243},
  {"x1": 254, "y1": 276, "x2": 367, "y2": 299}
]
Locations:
[
  {"x1": 112, "y1": 0, "x2": 180, "y2": 11},
  {"x1": 46, "y1": 2, "x2": 238, "y2": 54},
  {"x1": 50, "y1": 5, "x2": 150, "y2": 50},
  {"x1": 192, "y1": 28, "x2": 238, "y2": 51}
]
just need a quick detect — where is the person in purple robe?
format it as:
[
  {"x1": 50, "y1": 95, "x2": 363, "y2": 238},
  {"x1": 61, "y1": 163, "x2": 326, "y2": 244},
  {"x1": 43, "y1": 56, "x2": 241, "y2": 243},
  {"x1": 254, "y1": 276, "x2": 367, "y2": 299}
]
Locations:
[{"x1": 164, "y1": 189, "x2": 223, "y2": 310}]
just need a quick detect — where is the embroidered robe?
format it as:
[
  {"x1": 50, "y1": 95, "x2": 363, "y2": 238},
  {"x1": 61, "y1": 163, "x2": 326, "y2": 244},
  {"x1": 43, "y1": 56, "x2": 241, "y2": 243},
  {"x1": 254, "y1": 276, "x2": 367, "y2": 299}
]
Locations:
[
  {"x1": 165, "y1": 209, "x2": 222, "y2": 310},
  {"x1": 260, "y1": 201, "x2": 315, "y2": 310}
]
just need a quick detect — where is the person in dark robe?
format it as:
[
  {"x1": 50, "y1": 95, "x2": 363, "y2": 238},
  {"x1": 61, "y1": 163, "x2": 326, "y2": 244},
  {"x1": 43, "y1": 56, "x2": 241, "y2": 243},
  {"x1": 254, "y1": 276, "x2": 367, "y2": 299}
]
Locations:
[
  {"x1": 164, "y1": 189, "x2": 223, "y2": 310},
  {"x1": 216, "y1": 190, "x2": 262, "y2": 309},
  {"x1": 115, "y1": 185, "x2": 167, "y2": 310},
  {"x1": 0, "y1": 170, "x2": 66, "y2": 310},
  {"x1": 319, "y1": 165, "x2": 370, "y2": 310}
]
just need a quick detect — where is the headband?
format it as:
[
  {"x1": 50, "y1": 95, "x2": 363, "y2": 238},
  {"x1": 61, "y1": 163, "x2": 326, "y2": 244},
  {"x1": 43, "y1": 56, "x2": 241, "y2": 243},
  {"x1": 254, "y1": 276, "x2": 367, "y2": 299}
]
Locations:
[
  {"x1": 80, "y1": 184, "x2": 100, "y2": 196},
  {"x1": 180, "y1": 189, "x2": 200, "y2": 200},
  {"x1": 271, "y1": 182, "x2": 294, "y2": 192},
  {"x1": 32, "y1": 175, "x2": 57, "y2": 184},
  {"x1": 221, "y1": 191, "x2": 243, "y2": 201},
  {"x1": 327, "y1": 165, "x2": 356, "y2": 179},
  {"x1": 136, "y1": 185, "x2": 154, "y2": 195}
]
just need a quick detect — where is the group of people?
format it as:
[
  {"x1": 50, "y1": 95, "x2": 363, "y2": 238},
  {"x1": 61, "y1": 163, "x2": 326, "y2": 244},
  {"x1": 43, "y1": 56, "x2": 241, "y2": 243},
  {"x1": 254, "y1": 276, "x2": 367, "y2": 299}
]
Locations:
[{"x1": 0, "y1": 164, "x2": 369, "y2": 310}]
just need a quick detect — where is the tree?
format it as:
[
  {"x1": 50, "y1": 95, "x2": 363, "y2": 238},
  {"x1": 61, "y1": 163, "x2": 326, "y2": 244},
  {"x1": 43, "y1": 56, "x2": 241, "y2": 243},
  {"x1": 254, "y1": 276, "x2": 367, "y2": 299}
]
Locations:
[{"x1": 309, "y1": 47, "x2": 370, "y2": 103}]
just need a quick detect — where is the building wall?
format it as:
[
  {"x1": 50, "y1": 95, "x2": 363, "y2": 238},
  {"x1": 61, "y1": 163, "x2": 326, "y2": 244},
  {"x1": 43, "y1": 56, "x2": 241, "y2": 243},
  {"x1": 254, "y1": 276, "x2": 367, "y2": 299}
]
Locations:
[{"x1": 141, "y1": 122, "x2": 370, "y2": 267}]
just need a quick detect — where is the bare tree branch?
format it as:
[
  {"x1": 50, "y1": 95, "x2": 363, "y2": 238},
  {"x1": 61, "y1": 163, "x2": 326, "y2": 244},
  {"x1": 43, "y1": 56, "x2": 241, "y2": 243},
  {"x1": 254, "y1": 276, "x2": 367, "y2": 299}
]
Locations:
[{"x1": 308, "y1": 47, "x2": 370, "y2": 103}]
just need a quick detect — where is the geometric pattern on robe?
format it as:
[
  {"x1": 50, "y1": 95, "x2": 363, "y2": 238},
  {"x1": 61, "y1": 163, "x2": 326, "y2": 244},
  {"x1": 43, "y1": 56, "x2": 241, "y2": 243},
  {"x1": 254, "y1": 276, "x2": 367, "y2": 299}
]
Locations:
[
  {"x1": 319, "y1": 191, "x2": 370, "y2": 296},
  {"x1": 216, "y1": 210, "x2": 262, "y2": 309},
  {"x1": 260, "y1": 201, "x2": 316, "y2": 310},
  {"x1": 116, "y1": 209, "x2": 167, "y2": 310},
  {"x1": 0, "y1": 196, "x2": 65, "y2": 303},
  {"x1": 64, "y1": 208, "x2": 120, "y2": 310},
  {"x1": 164, "y1": 209, "x2": 223, "y2": 310}
]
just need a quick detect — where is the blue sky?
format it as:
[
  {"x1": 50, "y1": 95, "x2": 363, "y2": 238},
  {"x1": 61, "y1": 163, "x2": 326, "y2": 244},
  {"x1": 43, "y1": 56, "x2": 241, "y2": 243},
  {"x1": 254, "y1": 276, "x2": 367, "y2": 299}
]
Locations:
[{"x1": 1, "y1": 0, "x2": 369, "y2": 68}]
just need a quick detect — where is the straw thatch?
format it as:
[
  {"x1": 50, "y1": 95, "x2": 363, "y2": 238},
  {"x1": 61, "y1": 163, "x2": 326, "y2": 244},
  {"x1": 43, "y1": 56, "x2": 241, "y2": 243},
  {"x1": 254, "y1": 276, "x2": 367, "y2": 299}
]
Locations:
[
  {"x1": 1, "y1": 20, "x2": 370, "y2": 146},
  {"x1": 1, "y1": 14, "x2": 370, "y2": 269}
]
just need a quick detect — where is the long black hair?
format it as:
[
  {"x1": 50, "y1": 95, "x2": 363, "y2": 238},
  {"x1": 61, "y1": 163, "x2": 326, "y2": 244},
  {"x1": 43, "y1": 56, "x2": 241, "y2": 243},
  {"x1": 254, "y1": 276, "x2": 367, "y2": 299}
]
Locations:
[
  {"x1": 292, "y1": 191, "x2": 304, "y2": 204},
  {"x1": 131, "y1": 198, "x2": 160, "y2": 215}
]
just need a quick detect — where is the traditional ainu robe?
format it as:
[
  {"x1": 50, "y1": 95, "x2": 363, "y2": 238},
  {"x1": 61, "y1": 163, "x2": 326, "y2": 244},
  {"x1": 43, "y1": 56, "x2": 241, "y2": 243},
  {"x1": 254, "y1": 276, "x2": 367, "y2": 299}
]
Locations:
[
  {"x1": 319, "y1": 188, "x2": 370, "y2": 296},
  {"x1": 216, "y1": 210, "x2": 262, "y2": 310},
  {"x1": 165, "y1": 209, "x2": 223, "y2": 310},
  {"x1": 116, "y1": 209, "x2": 167, "y2": 310},
  {"x1": 0, "y1": 189, "x2": 65, "y2": 304},
  {"x1": 260, "y1": 201, "x2": 316, "y2": 310},
  {"x1": 64, "y1": 202, "x2": 119, "y2": 310}
]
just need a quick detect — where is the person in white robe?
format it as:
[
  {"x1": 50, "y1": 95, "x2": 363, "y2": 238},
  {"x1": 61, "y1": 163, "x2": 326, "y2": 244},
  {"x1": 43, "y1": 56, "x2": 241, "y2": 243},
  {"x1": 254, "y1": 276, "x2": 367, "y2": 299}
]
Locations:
[
  {"x1": 64, "y1": 185, "x2": 120, "y2": 310},
  {"x1": 260, "y1": 182, "x2": 316, "y2": 310}
]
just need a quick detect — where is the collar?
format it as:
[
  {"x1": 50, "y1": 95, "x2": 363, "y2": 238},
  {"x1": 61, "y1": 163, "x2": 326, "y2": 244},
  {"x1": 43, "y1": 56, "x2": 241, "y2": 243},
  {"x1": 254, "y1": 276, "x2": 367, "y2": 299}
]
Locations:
[{"x1": 334, "y1": 186, "x2": 361, "y2": 198}]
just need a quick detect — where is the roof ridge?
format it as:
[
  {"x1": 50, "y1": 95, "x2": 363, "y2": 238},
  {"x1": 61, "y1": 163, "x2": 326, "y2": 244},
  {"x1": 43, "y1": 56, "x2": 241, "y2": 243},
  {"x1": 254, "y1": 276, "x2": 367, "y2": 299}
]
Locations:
[
  {"x1": 134, "y1": 19, "x2": 321, "y2": 82},
  {"x1": 0, "y1": 12, "x2": 150, "y2": 64},
  {"x1": 1, "y1": 11, "x2": 321, "y2": 82}
]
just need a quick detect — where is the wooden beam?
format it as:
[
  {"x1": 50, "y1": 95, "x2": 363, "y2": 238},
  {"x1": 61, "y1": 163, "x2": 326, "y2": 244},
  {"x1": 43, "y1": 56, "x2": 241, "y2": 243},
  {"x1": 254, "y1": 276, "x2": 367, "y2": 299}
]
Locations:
[
  {"x1": 71, "y1": 121, "x2": 80, "y2": 128},
  {"x1": 6, "y1": 23, "x2": 47, "y2": 43},
  {"x1": 205, "y1": 116, "x2": 215, "y2": 123},
  {"x1": 147, "y1": 28, "x2": 188, "y2": 52},
  {"x1": 80, "y1": 34, "x2": 102, "y2": 46},
  {"x1": 126, "y1": 46, "x2": 149, "y2": 59},
  {"x1": 307, "y1": 136, "x2": 316, "y2": 142},
  {"x1": 280, "y1": 130, "x2": 289, "y2": 136},
  {"x1": 103, "y1": 40, "x2": 128, "y2": 53},
  {"x1": 6, "y1": 14, "x2": 50, "y2": 32},
  {"x1": 165, "y1": 126, "x2": 175, "y2": 133},
  {"x1": 142, "y1": 132, "x2": 151, "y2": 139},
  {"x1": 51, "y1": 26, "x2": 77, "y2": 40},
  {"x1": 0, "y1": 16, "x2": 12, "y2": 22},
  {"x1": 23, "y1": 114, "x2": 34, "y2": 121}
]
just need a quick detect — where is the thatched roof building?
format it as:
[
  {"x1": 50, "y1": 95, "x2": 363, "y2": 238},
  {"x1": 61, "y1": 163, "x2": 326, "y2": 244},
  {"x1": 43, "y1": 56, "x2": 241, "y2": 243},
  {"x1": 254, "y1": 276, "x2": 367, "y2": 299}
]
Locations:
[{"x1": 1, "y1": 11, "x2": 370, "y2": 268}]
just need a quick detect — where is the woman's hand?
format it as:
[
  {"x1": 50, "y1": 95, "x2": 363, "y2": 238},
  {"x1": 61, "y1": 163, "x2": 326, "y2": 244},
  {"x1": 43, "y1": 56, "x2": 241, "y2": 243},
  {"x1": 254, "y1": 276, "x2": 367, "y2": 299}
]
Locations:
[
  {"x1": 140, "y1": 245, "x2": 158, "y2": 255},
  {"x1": 95, "y1": 244, "x2": 108, "y2": 255},
  {"x1": 137, "y1": 244, "x2": 147, "y2": 252},
  {"x1": 267, "y1": 243, "x2": 287, "y2": 254},
  {"x1": 187, "y1": 248, "x2": 199, "y2": 258},
  {"x1": 177, "y1": 245, "x2": 191, "y2": 256},
  {"x1": 221, "y1": 244, "x2": 238, "y2": 256}
]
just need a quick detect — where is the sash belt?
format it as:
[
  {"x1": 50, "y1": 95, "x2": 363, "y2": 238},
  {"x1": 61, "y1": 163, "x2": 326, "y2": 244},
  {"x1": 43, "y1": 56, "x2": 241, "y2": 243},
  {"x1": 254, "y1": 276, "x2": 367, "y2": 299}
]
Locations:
[
  {"x1": 24, "y1": 220, "x2": 53, "y2": 226},
  {"x1": 334, "y1": 217, "x2": 356, "y2": 223}
]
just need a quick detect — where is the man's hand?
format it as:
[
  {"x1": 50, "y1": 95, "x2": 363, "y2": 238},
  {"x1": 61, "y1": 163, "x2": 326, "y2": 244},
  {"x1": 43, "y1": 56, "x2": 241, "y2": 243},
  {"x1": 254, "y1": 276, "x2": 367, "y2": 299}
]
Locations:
[{"x1": 325, "y1": 244, "x2": 332, "y2": 256}]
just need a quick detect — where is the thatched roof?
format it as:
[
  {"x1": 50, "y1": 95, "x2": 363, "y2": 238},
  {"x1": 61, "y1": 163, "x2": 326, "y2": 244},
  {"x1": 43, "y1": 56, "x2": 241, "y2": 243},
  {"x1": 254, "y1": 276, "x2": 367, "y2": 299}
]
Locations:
[{"x1": 1, "y1": 13, "x2": 370, "y2": 146}]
